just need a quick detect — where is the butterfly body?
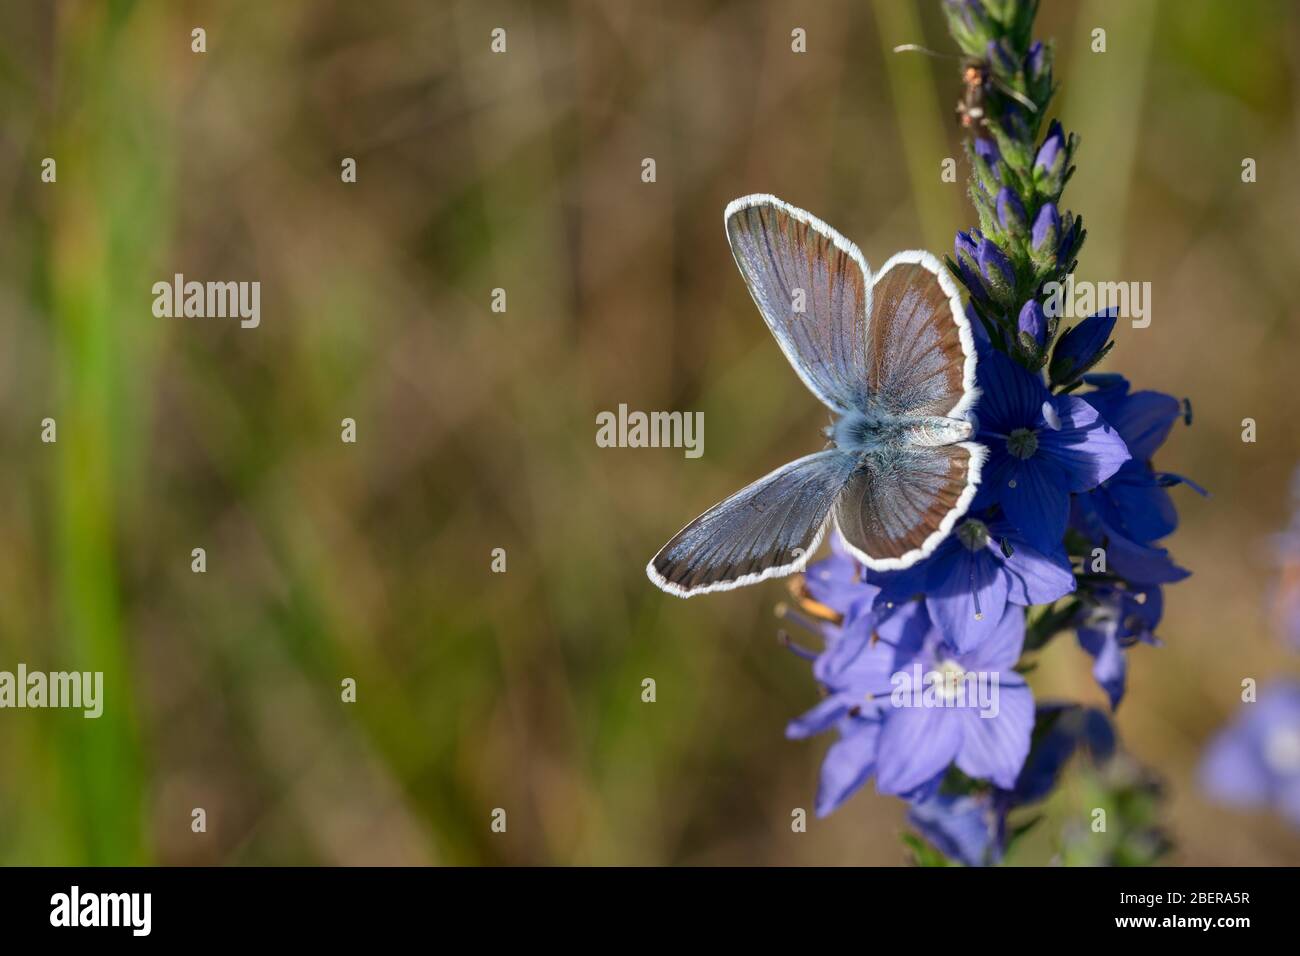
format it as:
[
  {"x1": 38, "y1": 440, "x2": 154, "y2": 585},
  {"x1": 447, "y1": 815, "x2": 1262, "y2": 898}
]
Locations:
[
  {"x1": 829, "y1": 409, "x2": 972, "y2": 454},
  {"x1": 647, "y1": 195, "x2": 984, "y2": 598}
]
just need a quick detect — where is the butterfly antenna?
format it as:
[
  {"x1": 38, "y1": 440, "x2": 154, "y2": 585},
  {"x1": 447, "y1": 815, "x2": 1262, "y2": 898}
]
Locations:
[
  {"x1": 893, "y1": 43, "x2": 959, "y2": 61},
  {"x1": 990, "y1": 78, "x2": 1040, "y2": 112}
]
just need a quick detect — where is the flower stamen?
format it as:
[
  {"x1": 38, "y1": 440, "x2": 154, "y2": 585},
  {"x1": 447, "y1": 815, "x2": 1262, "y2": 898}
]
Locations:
[{"x1": 1006, "y1": 427, "x2": 1039, "y2": 460}]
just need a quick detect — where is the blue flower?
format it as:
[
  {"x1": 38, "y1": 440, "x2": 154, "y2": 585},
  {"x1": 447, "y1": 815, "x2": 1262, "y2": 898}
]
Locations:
[
  {"x1": 907, "y1": 791, "x2": 1006, "y2": 866},
  {"x1": 1071, "y1": 495, "x2": 1190, "y2": 585},
  {"x1": 785, "y1": 598, "x2": 930, "y2": 816},
  {"x1": 871, "y1": 516, "x2": 1074, "y2": 651},
  {"x1": 1200, "y1": 682, "x2": 1300, "y2": 829},
  {"x1": 1074, "y1": 584, "x2": 1162, "y2": 709},
  {"x1": 1081, "y1": 374, "x2": 1205, "y2": 543},
  {"x1": 787, "y1": 601, "x2": 1034, "y2": 809},
  {"x1": 1069, "y1": 374, "x2": 1202, "y2": 585},
  {"x1": 873, "y1": 603, "x2": 1034, "y2": 795},
  {"x1": 974, "y1": 349, "x2": 1130, "y2": 554}
]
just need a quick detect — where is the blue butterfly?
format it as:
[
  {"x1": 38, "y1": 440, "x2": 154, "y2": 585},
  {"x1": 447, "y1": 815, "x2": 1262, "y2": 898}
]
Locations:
[{"x1": 647, "y1": 194, "x2": 985, "y2": 597}]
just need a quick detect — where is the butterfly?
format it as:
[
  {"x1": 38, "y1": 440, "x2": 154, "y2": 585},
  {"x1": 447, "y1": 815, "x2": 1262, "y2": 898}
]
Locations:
[{"x1": 647, "y1": 194, "x2": 986, "y2": 597}]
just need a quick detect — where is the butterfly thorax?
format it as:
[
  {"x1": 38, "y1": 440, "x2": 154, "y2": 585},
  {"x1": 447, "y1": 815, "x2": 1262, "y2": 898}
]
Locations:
[{"x1": 829, "y1": 408, "x2": 972, "y2": 453}]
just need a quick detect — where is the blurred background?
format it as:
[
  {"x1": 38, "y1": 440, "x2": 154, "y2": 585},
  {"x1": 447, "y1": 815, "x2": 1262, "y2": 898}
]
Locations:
[{"x1": 0, "y1": 0, "x2": 1298, "y2": 865}]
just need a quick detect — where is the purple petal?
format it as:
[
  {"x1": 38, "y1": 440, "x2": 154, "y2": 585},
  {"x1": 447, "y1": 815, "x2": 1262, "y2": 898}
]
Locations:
[
  {"x1": 999, "y1": 530, "x2": 1076, "y2": 606},
  {"x1": 875, "y1": 705, "x2": 962, "y2": 795},
  {"x1": 805, "y1": 537, "x2": 880, "y2": 623},
  {"x1": 1278, "y1": 777, "x2": 1300, "y2": 829},
  {"x1": 1037, "y1": 395, "x2": 1130, "y2": 491},
  {"x1": 872, "y1": 600, "x2": 932, "y2": 666},
  {"x1": 975, "y1": 349, "x2": 1049, "y2": 433},
  {"x1": 907, "y1": 793, "x2": 1005, "y2": 866},
  {"x1": 960, "y1": 605, "x2": 1027, "y2": 672},
  {"x1": 815, "y1": 717, "x2": 882, "y2": 817},
  {"x1": 821, "y1": 620, "x2": 907, "y2": 702},
  {"x1": 1102, "y1": 390, "x2": 1181, "y2": 461},
  {"x1": 1078, "y1": 625, "x2": 1127, "y2": 709},
  {"x1": 1072, "y1": 497, "x2": 1189, "y2": 585},
  {"x1": 956, "y1": 683, "x2": 1034, "y2": 789},
  {"x1": 786, "y1": 695, "x2": 848, "y2": 740},
  {"x1": 1199, "y1": 726, "x2": 1272, "y2": 805},
  {"x1": 998, "y1": 456, "x2": 1072, "y2": 554},
  {"x1": 926, "y1": 548, "x2": 1009, "y2": 652},
  {"x1": 1102, "y1": 465, "x2": 1179, "y2": 542}
]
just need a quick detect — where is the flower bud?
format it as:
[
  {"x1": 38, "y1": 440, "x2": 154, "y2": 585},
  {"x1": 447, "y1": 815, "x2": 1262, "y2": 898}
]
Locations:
[
  {"x1": 974, "y1": 137, "x2": 1002, "y2": 183},
  {"x1": 996, "y1": 187, "x2": 1027, "y2": 236},
  {"x1": 1031, "y1": 202, "x2": 1060, "y2": 253},
  {"x1": 1034, "y1": 120, "x2": 1067, "y2": 178},
  {"x1": 1050, "y1": 308, "x2": 1117, "y2": 387},
  {"x1": 977, "y1": 237, "x2": 1015, "y2": 300},
  {"x1": 1026, "y1": 41, "x2": 1048, "y2": 83},
  {"x1": 1017, "y1": 299, "x2": 1048, "y2": 349}
]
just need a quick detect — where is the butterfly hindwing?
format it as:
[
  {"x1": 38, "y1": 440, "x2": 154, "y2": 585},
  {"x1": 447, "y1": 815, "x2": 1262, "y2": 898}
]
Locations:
[
  {"x1": 648, "y1": 450, "x2": 858, "y2": 596},
  {"x1": 834, "y1": 441, "x2": 987, "y2": 571}
]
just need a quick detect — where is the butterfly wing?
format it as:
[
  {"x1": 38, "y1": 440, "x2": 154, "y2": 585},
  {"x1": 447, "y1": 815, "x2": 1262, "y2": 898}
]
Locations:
[
  {"x1": 724, "y1": 195, "x2": 872, "y2": 413},
  {"x1": 834, "y1": 442, "x2": 987, "y2": 571},
  {"x1": 647, "y1": 450, "x2": 858, "y2": 596},
  {"x1": 865, "y1": 251, "x2": 977, "y2": 419}
]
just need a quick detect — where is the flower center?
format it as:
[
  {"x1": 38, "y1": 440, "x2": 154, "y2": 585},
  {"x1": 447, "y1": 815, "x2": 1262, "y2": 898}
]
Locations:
[
  {"x1": 956, "y1": 519, "x2": 990, "y2": 552},
  {"x1": 1006, "y1": 427, "x2": 1039, "y2": 460},
  {"x1": 934, "y1": 659, "x2": 967, "y2": 702},
  {"x1": 1263, "y1": 726, "x2": 1300, "y2": 775}
]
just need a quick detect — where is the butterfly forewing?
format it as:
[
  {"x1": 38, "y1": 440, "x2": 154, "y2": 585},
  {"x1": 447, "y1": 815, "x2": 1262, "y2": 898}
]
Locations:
[{"x1": 724, "y1": 196, "x2": 872, "y2": 412}]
